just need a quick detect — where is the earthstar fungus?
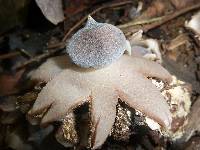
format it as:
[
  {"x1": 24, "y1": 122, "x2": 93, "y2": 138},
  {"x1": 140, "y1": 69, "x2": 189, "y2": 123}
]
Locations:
[{"x1": 28, "y1": 17, "x2": 172, "y2": 149}]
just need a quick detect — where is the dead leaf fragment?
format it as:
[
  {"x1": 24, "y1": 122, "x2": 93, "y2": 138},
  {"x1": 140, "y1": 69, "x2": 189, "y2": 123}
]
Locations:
[
  {"x1": 135, "y1": 0, "x2": 166, "y2": 21},
  {"x1": 35, "y1": 0, "x2": 65, "y2": 25},
  {"x1": 164, "y1": 34, "x2": 191, "y2": 61},
  {"x1": 170, "y1": 0, "x2": 197, "y2": 9},
  {"x1": 165, "y1": 34, "x2": 190, "y2": 51}
]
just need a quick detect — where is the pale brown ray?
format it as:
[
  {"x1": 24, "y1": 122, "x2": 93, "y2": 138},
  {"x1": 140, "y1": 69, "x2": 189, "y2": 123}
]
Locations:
[
  {"x1": 29, "y1": 55, "x2": 71, "y2": 82},
  {"x1": 90, "y1": 87, "x2": 118, "y2": 149},
  {"x1": 117, "y1": 71, "x2": 172, "y2": 128},
  {"x1": 28, "y1": 70, "x2": 91, "y2": 124},
  {"x1": 119, "y1": 56, "x2": 172, "y2": 83}
]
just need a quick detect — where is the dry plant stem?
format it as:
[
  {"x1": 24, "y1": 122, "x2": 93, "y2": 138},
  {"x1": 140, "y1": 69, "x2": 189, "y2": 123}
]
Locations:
[
  {"x1": 117, "y1": 17, "x2": 164, "y2": 28},
  {"x1": 47, "y1": 41, "x2": 65, "y2": 49},
  {"x1": 0, "y1": 49, "x2": 32, "y2": 60},
  {"x1": 123, "y1": 2, "x2": 200, "y2": 35},
  {"x1": 61, "y1": 0, "x2": 133, "y2": 42},
  {"x1": 0, "y1": 51, "x2": 20, "y2": 60},
  {"x1": 19, "y1": 49, "x2": 33, "y2": 58},
  {"x1": 14, "y1": 48, "x2": 63, "y2": 70}
]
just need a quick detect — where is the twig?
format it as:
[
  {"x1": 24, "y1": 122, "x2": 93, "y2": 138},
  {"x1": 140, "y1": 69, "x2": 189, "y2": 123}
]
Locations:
[
  {"x1": 61, "y1": 0, "x2": 133, "y2": 42},
  {"x1": 0, "y1": 51, "x2": 20, "y2": 60},
  {"x1": 0, "y1": 49, "x2": 32, "y2": 60},
  {"x1": 117, "y1": 17, "x2": 164, "y2": 28},
  {"x1": 47, "y1": 41, "x2": 65, "y2": 49},
  {"x1": 121, "y1": 2, "x2": 200, "y2": 34},
  {"x1": 14, "y1": 48, "x2": 63, "y2": 70},
  {"x1": 0, "y1": 49, "x2": 33, "y2": 60},
  {"x1": 19, "y1": 49, "x2": 33, "y2": 58}
]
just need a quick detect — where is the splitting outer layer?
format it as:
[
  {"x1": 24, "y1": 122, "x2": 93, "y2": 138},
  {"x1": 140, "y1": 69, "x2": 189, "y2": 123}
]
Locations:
[
  {"x1": 66, "y1": 16, "x2": 127, "y2": 68},
  {"x1": 29, "y1": 54, "x2": 172, "y2": 149}
]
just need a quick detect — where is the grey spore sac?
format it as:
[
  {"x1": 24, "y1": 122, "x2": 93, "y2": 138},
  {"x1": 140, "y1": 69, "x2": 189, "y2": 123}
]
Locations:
[{"x1": 66, "y1": 16, "x2": 127, "y2": 68}]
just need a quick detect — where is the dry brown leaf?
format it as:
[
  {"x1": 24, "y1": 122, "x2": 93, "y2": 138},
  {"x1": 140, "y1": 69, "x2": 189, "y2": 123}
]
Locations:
[
  {"x1": 35, "y1": 0, "x2": 65, "y2": 24},
  {"x1": 170, "y1": 0, "x2": 197, "y2": 9},
  {"x1": 136, "y1": 0, "x2": 168, "y2": 21},
  {"x1": 165, "y1": 34, "x2": 190, "y2": 51},
  {"x1": 164, "y1": 34, "x2": 190, "y2": 61}
]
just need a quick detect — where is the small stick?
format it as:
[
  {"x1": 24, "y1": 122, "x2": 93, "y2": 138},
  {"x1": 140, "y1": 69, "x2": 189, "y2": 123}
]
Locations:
[
  {"x1": 0, "y1": 51, "x2": 20, "y2": 60},
  {"x1": 117, "y1": 17, "x2": 164, "y2": 28},
  {"x1": 47, "y1": 41, "x2": 65, "y2": 49},
  {"x1": 19, "y1": 49, "x2": 33, "y2": 58},
  {"x1": 14, "y1": 48, "x2": 63, "y2": 70},
  {"x1": 0, "y1": 49, "x2": 33, "y2": 60}
]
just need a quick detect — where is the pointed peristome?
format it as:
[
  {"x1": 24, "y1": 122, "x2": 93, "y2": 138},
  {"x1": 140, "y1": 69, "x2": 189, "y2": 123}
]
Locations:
[{"x1": 85, "y1": 15, "x2": 98, "y2": 28}]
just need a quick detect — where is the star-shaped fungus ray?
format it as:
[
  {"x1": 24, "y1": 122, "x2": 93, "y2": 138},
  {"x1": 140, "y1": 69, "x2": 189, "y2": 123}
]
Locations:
[
  {"x1": 118, "y1": 56, "x2": 172, "y2": 83},
  {"x1": 90, "y1": 87, "x2": 118, "y2": 149},
  {"x1": 28, "y1": 54, "x2": 172, "y2": 149},
  {"x1": 29, "y1": 55, "x2": 71, "y2": 82},
  {"x1": 116, "y1": 71, "x2": 171, "y2": 127},
  {"x1": 28, "y1": 70, "x2": 91, "y2": 125}
]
